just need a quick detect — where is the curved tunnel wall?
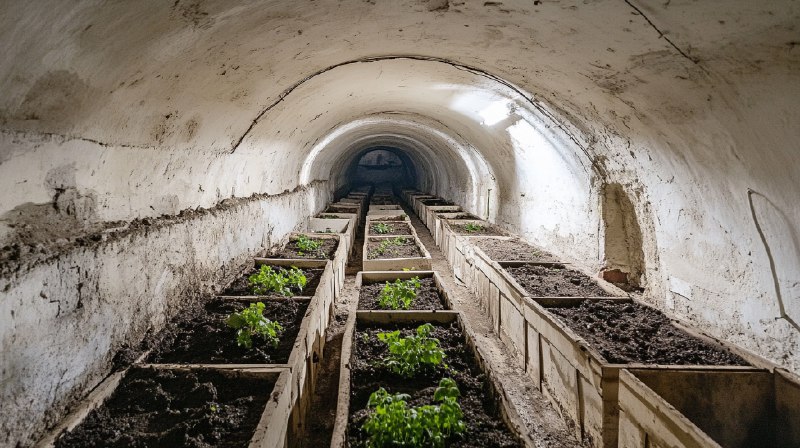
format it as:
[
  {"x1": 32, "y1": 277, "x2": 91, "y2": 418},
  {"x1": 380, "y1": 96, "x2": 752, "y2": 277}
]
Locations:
[{"x1": 1, "y1": 0, "x2": 799, "y2": 445}]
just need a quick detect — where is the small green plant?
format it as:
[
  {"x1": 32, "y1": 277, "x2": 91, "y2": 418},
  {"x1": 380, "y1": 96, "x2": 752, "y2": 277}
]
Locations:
[
  {"x1": 248, "y1": 265, "x2": 306, "y2": 296},
  {"x1": 319, "y1": 214, "x2": 339, "y2": 219},
  {"x1": 373, "y1": 237, "x2": 408, "y2": 257},
  {"x1": 362, "y1": 378, "x2": 465, "y2": 448},
  {"x1": 377, "y1": 323, "x2": 446, "y2": 376},
  {"x1": 372, "y1": 222, "x2": 391, "y2": 234},
  {"x1": 377, "y1": 276, "x2": 420, "y2": 310},
  {"x1": 463, "y1": 222, "x2": 484, "y2": 233},
  {"x1": 226, "y1": 302, "x2": 283, "y2": 349},
  {"x1": 295, "y1": 235, "x2": 322, "y2": 256}
]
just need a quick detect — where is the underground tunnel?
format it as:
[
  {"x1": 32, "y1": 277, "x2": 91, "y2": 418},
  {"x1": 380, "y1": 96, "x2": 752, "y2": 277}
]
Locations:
[{"x1": 1, "y1": 0, "x2": 799, "y2": 447}]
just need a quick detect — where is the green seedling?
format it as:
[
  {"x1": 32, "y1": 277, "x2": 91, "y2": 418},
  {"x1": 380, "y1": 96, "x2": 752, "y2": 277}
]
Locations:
[
  {"x1": 377, "y1": 276, "x2": 420, "y2": 310},
  {"x1": 295, "y1": 235, "x2": 323, "y2": 256},
  {"x1": 377, "y1": 323, "x2": 446, "y2": 377},
  {"x1": 362, "y1": 378, "x2": 465, "y2": 448},
  {"x1": 319, "y1": 214, "x2": 339, "y2": 219},
  {"x1": 371, "y1": 222, "x2": 391, "y2": 234},
  {"x1": 248, "y1": 265, "x2": 307, "y2": 296},
  {"x1": 226, "y1": 302, "x2": 283, "y2": 349},
  {"x1": 373, "y1": 237, "x2": 409, "y2": 257},
  {"x1": 463, "y1": 222, "x2": 484, "y2": 233}
]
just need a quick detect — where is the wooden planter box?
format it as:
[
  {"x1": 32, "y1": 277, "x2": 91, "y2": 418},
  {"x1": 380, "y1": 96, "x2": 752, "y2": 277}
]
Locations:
[
  {"x1": 326, "y1": 203, "x2": 362, "y2": 226},
  {"x1": 36, "y1": 366, "x2": 294, "y2": 448},
  {"x1": 520, "y1": 296, "x2": 764, "y2": 448},
  {"x1": 618, "y1": 367, "x2": 799, "y2": 448},
  {"x1": 366, "y1": 204, "x2": 406, "y2": 217},
  {"x1": 423, "y1": 205, "x2": 461, "y2": 231},
  {"x1": 288, "y1": 232, "x2": 348, "y2": 301},
  {"x1": 407, "y1": 193, "x2": 434, "y2": 212},
  {"x1": 400, "y1": 188, "x2": 423, "y2": 203},
  {"x1": 330, "y1": 310, "x2": 531, "y2": 447},
  {"x1": 412, "y1": 195, "x2": 439, "y2": 218},
  {"x1": 306, "y1": 216, "x2": 355, "y2": 257},
  {"x1": 365, "y1": 217, "x2": 416, "y2": 238},
  {"x1": 362, "y1": 235, "x2": 433, "y2": 271},
  {"x1": 439, "y1": 219, "x2": 508, "y2": 284},
  {"x1": 432, "y1": 212, "x2": 480, "y2": 247},
  {"x1": 355, "y1": 270, "x2": 454, "y2": 310}
]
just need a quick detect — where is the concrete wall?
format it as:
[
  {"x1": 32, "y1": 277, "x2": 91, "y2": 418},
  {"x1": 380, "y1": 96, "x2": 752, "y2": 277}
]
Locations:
[{"x1": 0, "y1": 0, "x2": 799, "y2": 444}]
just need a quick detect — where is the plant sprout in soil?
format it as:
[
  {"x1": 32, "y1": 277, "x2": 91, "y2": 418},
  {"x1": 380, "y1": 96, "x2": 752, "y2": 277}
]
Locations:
[
  {"x1": 377, "y1": 323, "x2": 446, "y2": 377},
  {"x1": 295, "y1": 235, "x2": 323, "y2": 256},
  {"x1": 248, "y1": 265, "x2": 307, "y2": 296},
  {"x1": 463, "y1": 223, "x2": 484, "y2": 233},
  {"x1": 378, "y1": 276, "x2": 421, "y2": 310},
  {"x1": 373, "y1": 237, "x2": 409, "y2": 257},
  {"x1": 362, "y1": 377, "x2": 465, "y2": 448},
  {"x1": 371, "y1": 222, "x2": 391, "y2": 234},
  {"x1": 226, "y1": 302, "x2": 283, "y2": 349}
]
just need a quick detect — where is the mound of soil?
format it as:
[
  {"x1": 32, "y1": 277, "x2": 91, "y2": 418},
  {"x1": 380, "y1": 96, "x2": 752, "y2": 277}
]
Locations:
[
  {"x1": 358, "y1": 277, "x2": 447, "y2": 310},
  {"x1": 55, "y1": 368, "x2": 273, "y2": 448},
  {"x1": 368, "y1": 222, "x2": 412, "y2": 236},
  {"x1": 145, "y1": 299, "x2": 308, "y2": 364},
  {"x1": 475, "y1": 239, "x2": 556, "y2": 262},
  {"x1": 450, "y1": 222, "x2": 504, "y2": 236},
  {"x1": 223, "y1": 266, "x2": 323, "y2": 297},
  {"x1": 548, "y1": 301, "x2": 750, "y2": 365},
  {"x1": 271, "y1": 237, "x2": 338, "y2": 260},
  {"x1": 366, "y1": 237, "x2": 422, "y2": 260},
  {"x1": 348, "y1": 321, "x2": 522, "y2": 448},
  {"x1": 505, "y1": 264, "x2": 611, "y2": 297}
]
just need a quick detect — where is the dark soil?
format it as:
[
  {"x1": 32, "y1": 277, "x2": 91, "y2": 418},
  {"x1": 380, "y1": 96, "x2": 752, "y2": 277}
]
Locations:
[
  {"x1": 450, "y1": 222, "x2": 505, "y2": 236},
  {"x1": 271, "y1": 237, "x2": 338, "y2": 260},
  {"x1": 421, "y1": 199, "x2": 454, "y2": 206},
  {"x1": 548, "y1": 301, "x2": 750, "y2": 366},
  {"x1": 348, "y1": 321, "x2": 522, "y2": 448},
  {"x1": 325, "y1": 206, "x2": 357, "y2": 214},
  {"x1": 366, "y1": 237, "x2": 422, "y2": 259},
  {"x1": 222, "y1": 266, "x2": 323, "y2": 297},
  {"x1": 145, "y1": 299, "x2": 308, "y2": 364},
  {"x1": 358, "y1": 277, "x2": 448, "y2": 310},
  {"x1": 370, "y1": 196, "x2": 396, "y2": 205},
  {"x1": 442, "y1": 213, "x2": 479, "y2": 220},
  {"x1": 54, "y1": 368, "x2": 273, "y2": 448},
  {"x1": 368, "y1": 221, "x2": 412, "y2": 236},
  {"x1": 318, "y1": 214, "x2": 345, "y2": 219},
  {"x1": 505, "y1": 264, "x2": 611, "y2": 297},
  {"x1": 475, "y1": 239, "x2": 556, "y2": 262}
]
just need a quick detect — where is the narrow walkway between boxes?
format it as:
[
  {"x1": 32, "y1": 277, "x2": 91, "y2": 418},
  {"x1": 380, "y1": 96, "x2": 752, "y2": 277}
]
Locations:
[
  {"x1": 298, "y1": 195, "x2": 586, "y2": 447},
  {"x1": 397, "y1": 203, "x2": 588, "y2": 447}
]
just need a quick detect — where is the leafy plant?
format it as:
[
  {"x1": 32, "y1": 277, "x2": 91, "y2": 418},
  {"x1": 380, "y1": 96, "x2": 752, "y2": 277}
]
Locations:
[
  {"x1": 362, "y1": 378, "x2": 466, "y2": 448},
  {"x1": 377, "y1": 276, "x2": 421, "y2": 310},
  {"x1": 319, "y1": 214, "x2": 339, "y2": 219},
  {"x1": 225, "y1": 302, "x2": 283, "y2": 349},
  {"x1": 372, "y1": 222, "x2": 391, "y2": 234},
  {"x1": 295, "y1": 235, "x2": 323, "y2": 256},
  {"x1": 373, "y1": 237, "x2": 409, "y2": 257},
  {"x1": 377, "y1": 323, "x2": 446, "y2": 376},
  {"x1": 248, "y1": 265, "x2": 306, "y2": 296},
  {"x1": 463, "y1": 222, "x2": 484, "y2": 233}
]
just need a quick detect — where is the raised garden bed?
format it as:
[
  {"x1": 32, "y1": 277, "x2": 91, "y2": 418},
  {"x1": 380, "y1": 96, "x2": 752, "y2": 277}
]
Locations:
[
  {"x1": 474, "y1": 237, "x2": 556, "y2": 262},
  {"x1": 43, "y1": 366, "x2": 293, "y2": 448},
  {"x1": 307, "y1": 216, "x2": 354, "y2": 258},
  {"x1": 449, "y1": 219, "x2": 506, "y2": 236},
  {"x1": 331, "y1": 311, "x2": 525, "y2": 448},
  {"x1": 222, "y1": 264, "x2": 324, "y2": 298},
  {"x1": 366, "y1": 219, "x2": 413, "y2": 237},
  {"x1": 356, "y1": 271, "x2": 452, "y2": 311},
  {"x1": 522, "y1": 296, "x2": 757, "y2": 448},
  {"x1": 412, "y1": 195, "x2": 441, "y2": 218},
  {"x1": 618, "y1": 367, "x2": 799, "y2": 448},
  {"x1": 433, "y1": 212, "x2": 480, "y2": 247},
  {"x1": 145, "y1": 298, "x2": 309, "y2": 364},
  {"x1": 504, "y1": 263, "x2": 612, "y2": 298},
  {"x1": 363, "y1": 235, "x2": 432, "y2": 271},
  {"x1": 439, "y1": 220, "x2": 507, "y2": 285},
  {"x1": 272, "y1": 235, "x2": 339, "y2": 260},
  {"x1": 423, "y1": 204, "x2": 461, "y2": 230}
]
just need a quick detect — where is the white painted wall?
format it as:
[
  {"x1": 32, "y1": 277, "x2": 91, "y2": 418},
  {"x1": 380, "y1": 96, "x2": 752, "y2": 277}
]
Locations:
[{"x1": 0, "y1": 0, "x2": 799, "y2": 444}]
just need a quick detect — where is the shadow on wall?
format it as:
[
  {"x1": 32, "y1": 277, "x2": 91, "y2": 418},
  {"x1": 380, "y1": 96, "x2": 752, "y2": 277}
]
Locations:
[{"x1": 600, "y1": 183, "x2": 645, "y2": 290}]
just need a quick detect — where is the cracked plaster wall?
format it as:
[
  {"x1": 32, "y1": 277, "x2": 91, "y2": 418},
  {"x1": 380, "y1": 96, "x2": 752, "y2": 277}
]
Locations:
[{"x1": 0, "y1": 0, "x2": 799, "y2": 444}]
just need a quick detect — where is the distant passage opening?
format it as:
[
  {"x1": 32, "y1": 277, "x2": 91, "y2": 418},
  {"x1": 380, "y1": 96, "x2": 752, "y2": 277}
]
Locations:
[{"x1": 347, "y1": 147, "x2": 418, "y2": 190}]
